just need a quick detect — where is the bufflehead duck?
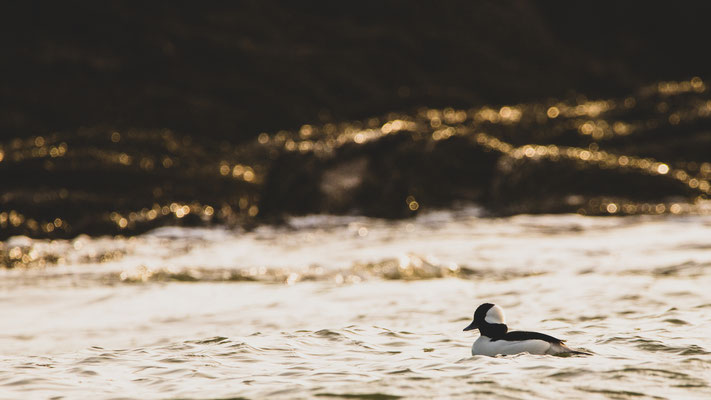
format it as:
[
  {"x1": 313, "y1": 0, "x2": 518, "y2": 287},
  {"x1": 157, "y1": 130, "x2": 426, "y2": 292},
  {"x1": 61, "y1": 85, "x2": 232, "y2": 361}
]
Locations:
[{"x1": 464, "y1": 303, "x2": 588, "y2": 356}]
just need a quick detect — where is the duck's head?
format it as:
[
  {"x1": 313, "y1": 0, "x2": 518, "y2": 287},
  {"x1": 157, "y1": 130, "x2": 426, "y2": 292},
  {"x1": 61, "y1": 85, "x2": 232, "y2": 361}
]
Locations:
[{"x1": 463, "y1": 303, "x2": 508, "y2": 338}]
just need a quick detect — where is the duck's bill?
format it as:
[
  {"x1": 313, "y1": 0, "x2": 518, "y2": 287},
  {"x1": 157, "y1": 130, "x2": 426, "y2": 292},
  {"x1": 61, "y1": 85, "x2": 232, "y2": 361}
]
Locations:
[{"x1": 463, "y1": 321, "x2": 477, "y2": 331}]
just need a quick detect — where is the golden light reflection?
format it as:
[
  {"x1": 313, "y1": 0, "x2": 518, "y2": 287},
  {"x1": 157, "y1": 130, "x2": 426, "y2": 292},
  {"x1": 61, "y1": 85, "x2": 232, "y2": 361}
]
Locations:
[
  {"x1": 475, "y1": 133, "x2": 513, "y2": 153},
  {"x1": 2, "y1": 77, "x2": 710, "y2": 241},
  {"x1": 691, "y1": 76, "x2": 704, "y2": 90},
  {"x1": 405, "y1": 196, "x2": 420, "y2": 211},
  {"x1": 612, "y1": 122, "x2": 631, "y2": 135},
  {"x1": 297, "y1": 141, "x2": 313, "y2": 152},
  {"x1": 432, "y1": 127, "x2": 455, "y2": 141},
  {"x1": 497, "y1": 131, "x2": 711, "y2": 197},
  {"x1": 572, "y1": 100, "x2": 612, "y2": 118},
  {"x1": 657, "y1": 77, "x2": 706, "y2": 96},
  {"x1": 299, "y1": 124, "x2": 313, "y2": 138},
  {"x1": 219, "y1": 163, "x2": 230, "y2": 175},
  {"x1": 246, "y1": 82, "x2": 711, "y2": 189},
  {"x1": 381, "y1": 119, "x2": 415, "y2": 134},
  {"x1": 218, "y1": 162, "x2": 258, "y2": 182},
  {"x1": 546, "y1": 107, "x2": 560, "y2": 118},
  {"x1": 118, "y1": 153, "x2": 131, "y2": 165},
  {"x1": 243, "y1": 169, "x2": 255, "y2": 182},
  {"x1": 475, "y1": 107, "x2": 500, "y2": 123},
  {"x1": 232, "y1": 164, "x2": 244, "y2": 177},
  {"x1": 248, "y1": 205, "x2": 259, "y2": 217},
  {"x1": 499, "y1": 106, "x2": 512, "y2": 119},
  {"x1": 574, "y1": 198, "x2": 711, "y2": 217},
  {"x1": 141, "y1": 157, "x2": 155, "y2": 170},
  {"x1": 95, "y1": 201, "x2": 225, "y2": 232}
]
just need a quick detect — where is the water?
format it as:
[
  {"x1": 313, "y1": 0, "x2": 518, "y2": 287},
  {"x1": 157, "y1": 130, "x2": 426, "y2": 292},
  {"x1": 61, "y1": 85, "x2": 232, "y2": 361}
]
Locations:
[
  {"x1": 2, "y1": 210, "x2": 711, "y2": 399},
  {"x1": 2, "y1": 78, "x2": 711, "y2": 241}
]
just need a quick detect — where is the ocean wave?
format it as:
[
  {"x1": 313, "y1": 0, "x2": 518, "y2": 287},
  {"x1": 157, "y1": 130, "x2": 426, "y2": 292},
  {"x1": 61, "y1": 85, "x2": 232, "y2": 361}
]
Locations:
[{"x1": 2, "y1": 78, "x2": 711, "y2": 240}]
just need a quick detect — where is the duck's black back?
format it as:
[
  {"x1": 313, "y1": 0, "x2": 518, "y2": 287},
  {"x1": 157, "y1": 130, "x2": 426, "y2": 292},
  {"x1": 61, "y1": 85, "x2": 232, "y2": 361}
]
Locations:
[{"x1": 492, "y1": 330, "x2": 563, "y2": 344}]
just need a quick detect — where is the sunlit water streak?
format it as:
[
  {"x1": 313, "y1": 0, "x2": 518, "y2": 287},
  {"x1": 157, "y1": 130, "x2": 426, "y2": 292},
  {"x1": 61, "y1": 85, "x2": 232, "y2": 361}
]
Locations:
[{"x1": 1, "y1": 211, "x2": 711, "y2": 399}]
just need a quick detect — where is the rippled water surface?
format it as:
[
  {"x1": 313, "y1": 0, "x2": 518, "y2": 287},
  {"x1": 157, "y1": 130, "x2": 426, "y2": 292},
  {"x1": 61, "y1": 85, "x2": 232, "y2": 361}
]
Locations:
[{"x1": 2, "y1": 211, "x2": 711, "y2": 399}]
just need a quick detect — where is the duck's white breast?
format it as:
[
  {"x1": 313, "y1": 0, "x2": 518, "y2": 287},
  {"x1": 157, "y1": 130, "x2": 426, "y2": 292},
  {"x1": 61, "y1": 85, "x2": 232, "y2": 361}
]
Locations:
[{"x1": 471, "y1": 336, "x2": 552, "y2": 356}]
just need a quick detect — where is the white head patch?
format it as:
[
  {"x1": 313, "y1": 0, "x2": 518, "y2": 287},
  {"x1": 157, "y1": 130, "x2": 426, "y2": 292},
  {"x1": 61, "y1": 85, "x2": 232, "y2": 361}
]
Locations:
[{"x1": 485, "y1": 304, "x2": 506, "y2": 324}]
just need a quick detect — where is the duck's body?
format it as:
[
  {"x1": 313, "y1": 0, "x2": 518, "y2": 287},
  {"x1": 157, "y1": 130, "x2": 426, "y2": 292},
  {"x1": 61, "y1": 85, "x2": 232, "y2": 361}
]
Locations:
[
  {"x1": 464, "y1": 303, "x2": 586, "y2": 356},
  {"x1": 471, "y1": 330, "x2": 575, "y2": 356}
]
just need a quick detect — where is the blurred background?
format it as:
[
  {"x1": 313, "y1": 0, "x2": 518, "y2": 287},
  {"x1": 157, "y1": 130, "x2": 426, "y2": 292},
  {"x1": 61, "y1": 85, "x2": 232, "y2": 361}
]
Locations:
[
  {"x1": 1, "y1": 1, "x2": 711, "y2": 240},
  {"x1": 3, "y1": 3, "x2": 711, "y2": 398}
]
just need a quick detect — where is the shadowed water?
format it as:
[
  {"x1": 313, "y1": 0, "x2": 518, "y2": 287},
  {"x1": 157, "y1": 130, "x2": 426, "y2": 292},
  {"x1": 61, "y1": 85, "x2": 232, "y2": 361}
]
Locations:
[
  {"x1": 1, "y1": 212, "x2": 711, "y2": 398},
  {"x1": 2, "y1": 78, "x2": 710, "y2": 240}
]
